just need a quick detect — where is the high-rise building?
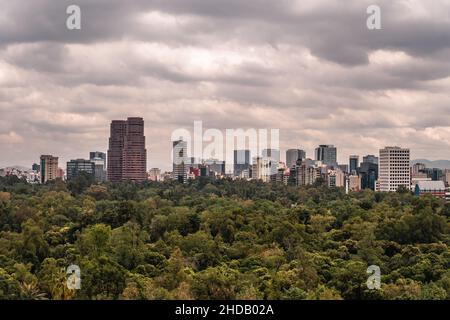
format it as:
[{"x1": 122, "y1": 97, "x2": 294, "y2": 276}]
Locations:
[
  {"x1": 422, "y1": 167, "x2": 443, "y2": 181},
  {"x1": 251, "y1": 156, "x2": 272, "y2": 182},
  {"x1": 205, "y1": 159, "x2": 226, "y2": 176},
  {"x1": 378, "y1": 147, "x2": 410, "y2": 192},
  {"x1": 328, "y1": 169, "x2": 345, "y2": 188},
  {"x1": 90, "y1": 151, "x2": 107, "y2": 182},
  {"x1": 66, "y1": 159, "x2": 95, "y2": 181},
  {"x1": 107, "y1": 120, "x2": 126, "y2": 182},
  {"x1": 315, "y1": 145, "x2": 337, "y2": 167},
  {"x1": 172, "y1": 139, "x2": 189, "y2": 183},
  {"x1": 122, "y1": 117, "x2": 147, "y2": 181},
  {"x1": 444, "y1": 169, "x2": 450, "y2": 187},
  {"x1": 359, "y1": 161, "x2": 378, "y2": 190},
  {"x1": 297, "y1": 163, "x2": 319, "y2": 186},
  {"x1": 412, "y1": 163, "x2": 426, "y2": 175},
  {"x1": 286, "y1": 149, "x2": 306, "y2": 169},
  {"x1": 107, "y1": 117, "x2": 147, "y2": 182},
  {"x1": 363, "y1": 155, "x2": 378, "y2": 165},
  {"x1": 262, "y1": 149, "x2": 280, "y2": 176},
  {"x1": 234, "y1": 150, "x2": 251, "y2": 177},
  {"x1": 262, "y1": 149, "x2": 280, "y2": 162},
  {"x1": 349, "y1": 155, "x2": 359, "y2": 174},
  {"x1": 40, "y1": 155, "x2": 58, "y2": 184}
]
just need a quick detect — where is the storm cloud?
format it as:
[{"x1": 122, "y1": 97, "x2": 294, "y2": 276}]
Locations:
[{"x1": 1, "y1": 0, "x2": 450, "y2": 170}]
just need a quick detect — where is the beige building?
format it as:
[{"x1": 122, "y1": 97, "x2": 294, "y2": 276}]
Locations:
[
  {"x1": 40, "y1": 155, "x2": 59, "y2": 184},
  {"x1": 348, "y1": 175, "x2": 361, "y2": 192},
  {"x1": 444, "y1": 169, "x2": 450, "y2": 187},
  {"x1": 148, "y1": 168, "x2": 161, "y2": 181},
  {"x1": 328, "y1": 169, "x2": 345, "y2": 188},
  {"x1": 251, "y1": 157, "x2": 272, "y2": 182}
]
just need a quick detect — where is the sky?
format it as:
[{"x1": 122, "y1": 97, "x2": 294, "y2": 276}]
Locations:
[{"x1": 1, "y1": 0, "x2": 450, "y2": 171}]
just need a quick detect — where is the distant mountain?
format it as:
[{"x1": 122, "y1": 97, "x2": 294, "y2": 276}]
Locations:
[
  {"x1": 0, "y1": 165, "x2": 31, "y2": 171},
  {"x1": 411, "y1": 159, "x2": 450, "y2": 170}
]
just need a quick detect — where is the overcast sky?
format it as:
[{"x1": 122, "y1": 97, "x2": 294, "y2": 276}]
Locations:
[{"x1": 1, "y1": 0, "x2": 450, "y2": 171}]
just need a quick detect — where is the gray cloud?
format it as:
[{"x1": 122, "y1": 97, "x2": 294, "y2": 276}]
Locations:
[{"x1": 0, "y1": 0, "x2": 450, "y2": 170}]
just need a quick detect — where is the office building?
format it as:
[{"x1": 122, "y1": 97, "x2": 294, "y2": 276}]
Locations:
[
  {"x1": 349, "y1": 155, "x2": 359, "y2": 174},
  {"x1": 412, "y1": 163, "x2": 426, "y2": 175},
  {"x1": 359, "y1": 161, "x2": 378, "y2": 190},
  {"x1": 378, "y1": 147, "x2": 410, "y2": 192},
  {"x1": 107, "y1": 117, "x2": 147, "y2": 182},
  {"x1": 328, "y1": 169, "x2": 345, "y2": 188},
  {"x1": 234, "y1": 150, "x2": 251, "y2": 177},
  {"x1": 262, "y1": 149, "x2": 280, "y2": 176},
  {"x1": 172, "y1": 139, "x2": 189, "y2": 183},
  {"x1": 251, "y1": 157, "x2": 272, "y2": 182},
  {"x1": 90, "y1": 151, "x2": 107, "y2": 182},
  {"x1": 107, "y1": 120, "x2": 126, "y2": 182},
  {"x1": 66, "y1": 159, "x2": 95, "y2": 181},
  {"x1": 363, "y1": 155, "x2": 378, "y2": 165},
  {"x1": 293, "y1": 159, "x2": 319, "y2": 186},
  {"x1": 286, "y1": 149, "x2": 306, "y2": 169},
  {"x1": 205, "y1": 159, "x2": 226, "y2": 176},
  {"x1": 40, "y1": 155, "x2": 58, "y2": 184},
  {"x1": 122, "y1": 117, "x2": 147, "y2": 181},
  {"x1": 315, "y1": 145, "x2": 337, "y2": 167}
]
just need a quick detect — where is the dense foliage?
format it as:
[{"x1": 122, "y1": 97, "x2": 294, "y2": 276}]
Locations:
[{"x1": 0, "y1": 175, "x2": 449, "y2": 300}]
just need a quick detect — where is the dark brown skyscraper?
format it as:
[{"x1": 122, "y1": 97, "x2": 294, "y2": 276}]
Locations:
[{"x1": 107, "y1": 117, "x2": 147, "y2": 182}]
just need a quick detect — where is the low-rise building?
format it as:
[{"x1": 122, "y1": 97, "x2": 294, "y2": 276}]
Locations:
[{"x1": 414, "y1": 181, "x2": 446, "y2": 199}]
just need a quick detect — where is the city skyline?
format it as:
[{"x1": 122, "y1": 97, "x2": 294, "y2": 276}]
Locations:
[
  {"x1": 1, "y1": 1, "x2": 450, "y2": 171},
  {"x1": 0, "y1": 127, "x2": 448, "y2": 173}
]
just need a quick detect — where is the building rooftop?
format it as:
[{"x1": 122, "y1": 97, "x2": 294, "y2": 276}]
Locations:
[{"x1": 416, "y1": 180, "x2": 446, "y2": 191}]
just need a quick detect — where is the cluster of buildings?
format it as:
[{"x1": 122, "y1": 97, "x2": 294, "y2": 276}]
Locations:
[
  {"x1": 2, "y1": 117, "x2": 449, "y2": 201},
  {"x1": 159, "y1": 143, "x2": 450, "y2": 200},
  {"x1": 0, "y1": 166, "x2": 41, "y2": 184},
  {"x1": 35, "y1": 117, "x2": 146, "y2": 184}
]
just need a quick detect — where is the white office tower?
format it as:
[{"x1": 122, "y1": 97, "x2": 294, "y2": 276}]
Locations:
[{"x1": 378, "y1": 147, "x2": 410, "y2": 192}]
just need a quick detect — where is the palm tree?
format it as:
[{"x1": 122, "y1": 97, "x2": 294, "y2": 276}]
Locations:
[{"x1": 20, "y1": 281, "x2": 48, "y2": 300}]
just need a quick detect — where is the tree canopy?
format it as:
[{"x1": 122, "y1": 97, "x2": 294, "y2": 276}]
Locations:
[{"x1": 0, "y1": 176, "x2": 449, "y2": 300}]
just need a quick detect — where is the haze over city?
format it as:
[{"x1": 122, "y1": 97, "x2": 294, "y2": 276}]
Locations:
[{"x1": 1, "y1": 0, "x2": 450, "y2": 171}]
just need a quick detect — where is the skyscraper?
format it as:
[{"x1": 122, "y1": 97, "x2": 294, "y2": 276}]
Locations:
[
  {"x1": 122, "y1": 117, "x2": 147, "y2": 182},
  {"x1": 172, "y1": 139, "x2": 189, "y2": 183},
  {"x1": 378, "y1": 147, "x2": 410, "y2": 192},
  {"x1": 363, "y1": 155, "x2": 378, "y2": 165},
  {"x1": 286, "y1": 149, "x2": 306, "y2": 169},
  {"x1": 107, "y1": 120, "x2": 126, "y2": 182},
  {"x1": 262, "y1": 149, "x2": 280, "y2": 176},
  {"x1": 90, "y1": 151, "x2": 107, "y2": 182},
  {"x1": 40, "y1": 155, "x2": 58, "y2": 184},
  {"x1": 315, "y1": 145, "x2": 337, "y2": 167},
  {"x1": 359, "y1": 161, "x2": 378, "y2": 190},
  {"x1": 262, "y1": 149, "x2": 280, "y2": 162},
  {"x1": 349, "y1": 155, "x2": 359, "y2": 174},
  {"x1": 234, "y1": 150, "x2": 250, "y2": 177},
  {"x1": 107, "y1": 117, "x2": 147, "y2": 182}
]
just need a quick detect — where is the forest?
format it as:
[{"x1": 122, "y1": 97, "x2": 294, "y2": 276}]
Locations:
[{"x1": 0, "y1": 174, "x2": 449, "y2": 300}]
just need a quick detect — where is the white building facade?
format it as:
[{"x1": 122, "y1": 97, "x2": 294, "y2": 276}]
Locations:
[{"x1": 378, "y1": 147, "x2": 411, "y2": 192}]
